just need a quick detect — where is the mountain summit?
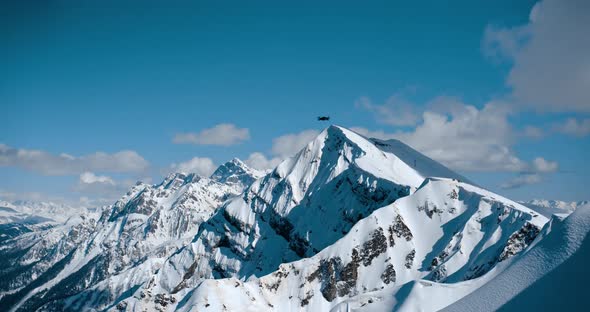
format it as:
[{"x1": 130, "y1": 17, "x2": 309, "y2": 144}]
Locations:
[
  {"x1": 210, "y1": 158, "x2": 265, "y2": 191},
  {"x1": 0, "y1": 125, "x2": 584, "y2": 312}
]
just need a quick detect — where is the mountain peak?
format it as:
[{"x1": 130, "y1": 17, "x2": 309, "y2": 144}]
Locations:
[
  {"x1": 274, "y1": 125, "x2": 465, "y2": 194},
  {"x1": 323, "y1": 124, "x2": 368, "y2": 144},
  {"x1": 159, "y1": 172, "x2": 200, "y2": 190},
  {"x1": 210, "y1": 157, "x2": 263, "y2": 188},
  {"x1": 2, "y1": 124, "x2": 576, "y2": 312},
  {"x1": 228, "y1": 157, "x2": 245, "y2": 165}
]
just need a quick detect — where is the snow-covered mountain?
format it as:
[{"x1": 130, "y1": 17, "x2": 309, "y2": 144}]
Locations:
[
  {"x1": 0, "y1": 200, "x2": 101, "y2": 224},
  {"x1": 152, "y1": 126, "x2": 469, "y2": 297},
  {"x1": 0, "y1": 125, "x2": 583, "y2": 312},
  {"x1": 0, "y1": 200, "x2": 96, "y2": 243},
  {"x1": 0, "y1": 200, "x2": 87, "y2": 224},
  {"x1": 444, "y1": 202, "x2": 590, "y2": 312},
  {"x1": 210, "y1": 158, "x2": 265, "y2": 192},
  {"x1": 175, "y1": 177, "x2": 546, "y2": 311},
  {"x1": 3, "y1": 200, "x2": 91, "y2": 222},
  {"x1": 0, "y1": 160, "x2": 260, "y2": 312}
]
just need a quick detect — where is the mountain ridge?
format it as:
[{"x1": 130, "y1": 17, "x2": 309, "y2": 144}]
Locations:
[{"x1": 0, "y1": 125, "x2": 578, "y2": 312}]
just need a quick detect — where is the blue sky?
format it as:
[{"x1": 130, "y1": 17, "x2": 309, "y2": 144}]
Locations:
[{"x1": 1, "y1": 0, "x2": 589, "y2": 205}]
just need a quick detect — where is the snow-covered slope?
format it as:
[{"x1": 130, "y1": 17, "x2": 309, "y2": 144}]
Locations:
[
  {"x1": 444, "y1": 203, "x2": 590, "y2": 312},
  {"x1": 0, "y1": 125, "x2": 582, "y2": 312},
  {"x1": 176, "y1": 178, "x2": 546, "y2": 311},
  {"x1": 0, "y1": 200, "x2": 90, "y2": 224},
  {"x1": 149, "y1": 126, "x2": 467, "y2": 296},
  {"x1": 0, "y1": 161, "x2": 260, "y2": 312},
  {"x1": 0, "y1": 211, "x2": 99, "y2": 310},
  {"x1": 210, "y1": 158, "x2": 265, "y2": 193},
  {"x1": 0, "y1": 210, "x2": 54, "y2": 243},
  {"x1": 367, "y1": 137, "x2": 472, "y2": 185},
  {"x1": 0, "y1": 200, "x2": 96, "y2": 243}
]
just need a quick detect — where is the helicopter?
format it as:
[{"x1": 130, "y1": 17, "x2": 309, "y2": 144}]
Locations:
[{"x1": 317, "y1": 116, "x2": 330, "y2": 121}]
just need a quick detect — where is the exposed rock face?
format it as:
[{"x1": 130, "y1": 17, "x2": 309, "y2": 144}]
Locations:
[
  {"x1": 500, "y1": 222, "x2": 542, "y2": 261},
  {"x1": 388, "y1": 215, "x2": 413, "y2": 246},
  {"x1": 0, "y1": 213, "x2": 98, "y2": 301},
  {"x1": 405, "y1": 249, "x2": 416, "y2": 269},
  {"x1": 381, "y1": 264, "x2": 397, "y2": 284},
  {"x1": 419, "y1": 200, "x2": 445, "y2": 218},
  {"x1": 305, "y1": 248, "x2": 362, "y2": 302},
  {"x1": 157, "y1": 126, "x2": 430, "y2": 295},
  {"x1": 360, "y1": 228, "x2": 388, "y2": 266},
  {"x1": 172, "y1": 178, "x2": 547, "y2": 312}
]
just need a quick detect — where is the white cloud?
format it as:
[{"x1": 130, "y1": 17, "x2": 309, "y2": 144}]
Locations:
[
  {"x1": 170, "y1": 157, "x2": 217, "y2": 176},
  {"x1": 73, "y1": 172, "x2": 137, "y2": 203},
  {"x1": 554, "y1": 118, "x2": 590, "y2": 137},
  {"x1": 271, "y1": 129, "x2": 320, "y2": 158},
  {"x1": 173, "y1": 123, "x2": 250, "y2": 146},
  {"x1": 353, "y1": 98, "x2": 559, "y2": 190},
  {"x1": 501, "y1": 173, "x2": 542, "y2": 189},
  {"x1": 355, "y1": 94, "x2": 420, "y2": 126},
  {"x1": 484, "y1": 0, "x2": 590, "y2": 112},
  {"x1": 244, "y1": 152, "x2": 282, "y2": 171},
  {"x1": 482, "y1": 24, "x2": 530, "y2": 61},
  {"x1": 393, "y1": 102, "x2": 528, "y2": 172},
  {"x1": 0, "y1": 144, "x2": 149, "y2": 175},
  {"x1": 243, "y1": 129, "x2": 320, "y2": 170},
  {"x1": 171, "y1": 127, "x2": 319, "y2": 176},
  {"x1": 79, "y1": 172, "x2": 115, "y2": 185},
  {"x1": 531, "y1": 157, "x2": 558, "y2": 173},
  {"x1": 351, "y1": 99, "x2": 559, "y2": 179}
]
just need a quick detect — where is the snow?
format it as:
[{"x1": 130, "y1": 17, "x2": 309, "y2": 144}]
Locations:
[
  {"x1": 0, "y1": 163, "x2": 259, "y2": 311},
  {"x1": 155, "y1": 125, "x2": 476, "y2": 298},
  {"x1": 365, "y1": 136, "x2": 471, "y2": 185},
  {"x1": 0, "y1": 126, "x2": 584, "y2": 312},
  {"x1": 210, "y1": 158, "x2": 265, "y2": 193},
  {"x1": 0, "y1": 199, "x2": 95, "y2": 225},
  {"x1": 329, "y1": 278, "x2": 490, "y2": 312},
  {"x1": 176, "y1": 177, "x2": 548, "y2": 311},
  {"x1": 444, "y1": 203, "x2": 590, "y2": 311}
]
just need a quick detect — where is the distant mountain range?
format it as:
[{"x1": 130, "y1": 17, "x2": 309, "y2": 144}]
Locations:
[{"x1": 519, "y1": 199, "x2": 588, "y2": 218}]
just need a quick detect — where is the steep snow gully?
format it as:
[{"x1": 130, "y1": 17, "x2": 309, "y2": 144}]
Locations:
[{"x1": 0, "y1": 125, "x2": 585, "y2": 312}]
